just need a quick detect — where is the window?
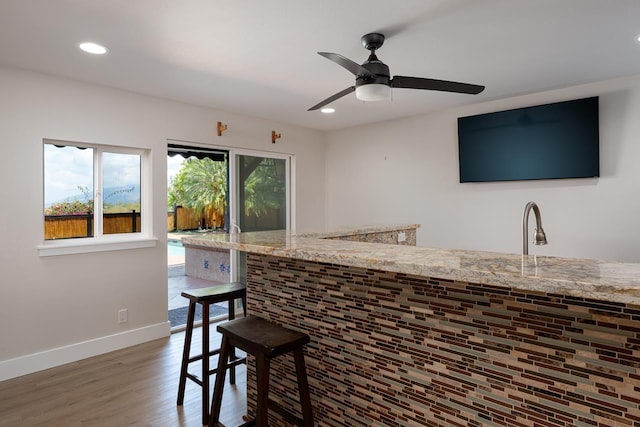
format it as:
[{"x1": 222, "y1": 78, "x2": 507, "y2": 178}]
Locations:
[{"x1": 40, "y1": 139, "x2": 153, "y2": 255}]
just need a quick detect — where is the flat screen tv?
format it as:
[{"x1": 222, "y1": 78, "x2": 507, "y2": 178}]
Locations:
[{"x1": 457, "y1": 97, "x2": 599, "y2": 183}]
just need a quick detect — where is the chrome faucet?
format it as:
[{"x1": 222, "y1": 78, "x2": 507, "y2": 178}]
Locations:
[{"x1": 522, "y1": 201, "x2": 548, "y2": 255}]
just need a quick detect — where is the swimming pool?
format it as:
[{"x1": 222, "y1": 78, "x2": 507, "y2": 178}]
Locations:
[{"x1": 167, "y1": 239, "x2": 185, "y2": 257}]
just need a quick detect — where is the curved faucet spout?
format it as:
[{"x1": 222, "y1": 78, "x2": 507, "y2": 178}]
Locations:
[{"x1": 522, "y1": 201, "x2": 548, "y2": 255}]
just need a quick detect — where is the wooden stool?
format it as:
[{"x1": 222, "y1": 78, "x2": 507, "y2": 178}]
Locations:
[
  {"x1": 209, "y1": 315, "x2": 314, "y2": 427},
  {"x1": 177, "y1": 282, "x2": 247, "y2": 426}
]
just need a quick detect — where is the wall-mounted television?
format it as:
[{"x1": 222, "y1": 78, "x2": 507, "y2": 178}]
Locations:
[{"x1": 457, "y1": 97, "x2": 599, "y2": 183}]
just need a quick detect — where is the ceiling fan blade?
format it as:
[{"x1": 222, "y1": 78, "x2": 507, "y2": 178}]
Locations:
[
  {"x1": 308, "y1": 86, "x2": 355, "y2": 111},
  {"x1": 391, "y1": 76, "x2": 485, "y2": 94},
  {"x1": 318, "y1": 52, "x2": 376, "y2": 78}
]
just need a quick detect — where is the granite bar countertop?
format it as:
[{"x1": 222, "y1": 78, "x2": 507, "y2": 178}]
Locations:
[
  {"x1": 296, "y1": 223, "x2": 419, "y2": 239},
  {"x1": 181, "y1": 225, "x2": 640, "y2": 306}
]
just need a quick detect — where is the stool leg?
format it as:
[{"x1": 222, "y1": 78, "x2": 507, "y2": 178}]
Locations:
[
  {"x1": 255, "y1": 354, "x2": 271, "y2": 427},
  {"x1": 229, "y1": 298, "x2": 237, "y2": 385},
  {"x1": 242, "y1": 293, "x2": 247, "y2": 316},
  {"x1": 209, "y1": 335, "x2": 231, "y2": 427},
  {"x1": 294, "y1": 348, "x2": 314, "y2": 427},
  {"x1": 177, "y1": 301, "x2": 197, "y2": 405},
  {"x1": 202, "y1": 301, "x2": 210, "y2": 426}
]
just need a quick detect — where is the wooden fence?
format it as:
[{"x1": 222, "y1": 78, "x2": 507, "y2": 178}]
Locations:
[
  {"x1": 166, "y1": 206, "x2": 285, "y2": 232},
  {"x1": 44, "y1": 211, "x2": 141, "y2": 239},
  {"x1": 167, "y1": 206, "x2": 224, "y2": 231},
  {"x1": 166, "y1": 206, "x2": 282, "y2": 232},
  {"x1": 45, "y1": 206, "x2": 281, "y2": 238}
]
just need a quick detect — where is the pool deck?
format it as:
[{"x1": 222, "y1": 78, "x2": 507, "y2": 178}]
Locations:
[
  {"x1": 167, "y1": 233, "x2": 228, "y2": 313},
  {"x1": 168, "y1": 230, "x2": 231, "y2": 305},
  {"x1": 168, "y1": 265, "x2": 228, "y2": 310}
]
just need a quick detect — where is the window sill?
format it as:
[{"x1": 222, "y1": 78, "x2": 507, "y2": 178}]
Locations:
[{"x1": 37, "y1": 237, "x2": 158, "y2": 257}]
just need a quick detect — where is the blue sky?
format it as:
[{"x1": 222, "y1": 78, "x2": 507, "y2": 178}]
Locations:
[
  {"x1": 167, "y1": 154, "x2": 185, "y2": 186},
  {"x1": 44, "y1": 144, "x2": 143, "y2": 206}
]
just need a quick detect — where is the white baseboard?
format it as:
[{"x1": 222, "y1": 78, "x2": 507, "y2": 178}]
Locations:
[{"x1": 0, "y1": 322, "x2": 171, "y2": 382}]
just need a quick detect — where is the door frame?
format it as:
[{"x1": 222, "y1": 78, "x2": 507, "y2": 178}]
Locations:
[
  {"x1": 167, "y1": 139, "x2": 296, "y2": 282},
  {"x1": 227, "y1": 148, "x2": 295, "y2": 282}
]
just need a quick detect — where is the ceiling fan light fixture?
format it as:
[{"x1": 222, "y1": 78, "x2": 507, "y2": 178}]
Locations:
[{"x1": 355, "y1": 83, "x2": 390, "y2": 102}]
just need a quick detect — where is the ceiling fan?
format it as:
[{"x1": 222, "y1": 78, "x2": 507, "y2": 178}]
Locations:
[{"x1": 308, "y1": 32, "x2": 485, "y2": 111}]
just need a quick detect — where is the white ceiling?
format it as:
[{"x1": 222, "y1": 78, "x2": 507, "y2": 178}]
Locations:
[{"x1": 1, "y1": 0, "x2": 639, "y2": 131}]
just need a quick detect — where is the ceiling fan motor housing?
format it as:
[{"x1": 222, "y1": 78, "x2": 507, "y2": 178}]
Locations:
[{"x1": 356, "y1": 54, "x2": 390, "y2": 88}]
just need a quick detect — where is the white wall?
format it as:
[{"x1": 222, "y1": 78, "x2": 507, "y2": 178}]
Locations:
[
  {"x1": 0, "y1": 66, "x2": 325, "y2": 379},
  {"x1": 4, "y1": 64, "x2": 640, "y2": 381},
  {"x1": 325, "y1": 75, "x2": 640, "y2": 263}
]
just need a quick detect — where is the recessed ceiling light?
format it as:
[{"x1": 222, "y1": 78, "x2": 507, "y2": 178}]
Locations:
[
  {"x1": 79, "y1": 42, "x2": 109, "y2": 55},
  {"x1": 320, "y1": 107, "x2": 335, "y2": 114},
  {"x1": 636, "y1": 34, "x2": 640, "y2": 43}
]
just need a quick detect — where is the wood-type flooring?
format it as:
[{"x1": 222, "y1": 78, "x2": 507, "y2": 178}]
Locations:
[{"x1": 0, "y1": 327, "x2": 246, "y2": 426}]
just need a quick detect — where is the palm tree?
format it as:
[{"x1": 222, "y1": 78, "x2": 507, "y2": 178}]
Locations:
[
  {"x1": 169, "y1": 157, "x2": 226, "y2": 228},
  {"x1": 242, "y1": 157, "x2": 285, "y2": 217},
  {"x1": 168, "y1": 155, "x2": 286, "y2": 231}
]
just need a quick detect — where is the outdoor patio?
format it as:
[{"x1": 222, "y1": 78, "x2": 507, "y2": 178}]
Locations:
[{"x1": 167, "y1": 242, "x2": 230, "y2": 329}]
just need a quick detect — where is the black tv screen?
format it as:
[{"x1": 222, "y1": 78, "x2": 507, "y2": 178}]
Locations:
[{"x1": 457, "y1": 97, "x2": 599, "y2": 183}]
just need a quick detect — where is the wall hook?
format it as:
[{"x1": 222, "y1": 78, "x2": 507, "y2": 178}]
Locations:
[
  {"x1": 217, "y1": 121, "x2": 228, "y2": 136},
  {"x1": 271, "y1": 131, "x2": 281, "y2": 144}
]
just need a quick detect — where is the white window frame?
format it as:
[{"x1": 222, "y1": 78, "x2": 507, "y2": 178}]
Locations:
[{"x1": 38, "y1": 139, "x2": 156, "y2": 257}]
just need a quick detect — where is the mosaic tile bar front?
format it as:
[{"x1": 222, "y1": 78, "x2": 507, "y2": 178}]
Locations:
[{"x1": 245, "y1": 253, "x2": 640, "y2": 427}]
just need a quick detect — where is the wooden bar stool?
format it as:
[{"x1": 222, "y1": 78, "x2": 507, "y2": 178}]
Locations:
[
  {"x1": 209, "y1": 315, "x2": 314, "y2": 427},
  {"x1": 177, "y1": 282, "x2": 247, "y2": 426}
]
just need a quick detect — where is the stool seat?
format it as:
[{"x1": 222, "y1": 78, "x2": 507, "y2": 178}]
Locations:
[
  {"x1": 209, "y1": 315, "x2": 314, "y2": 427},
  {"x1": 177, "y1": 282, "x2": 247, "y2": 426},
  {"x1": 181, "y1": 282, "x2": 247, "y2": 304},
  {"x1": 218, "y1": 315, "x2": 310, "y2": 358}
]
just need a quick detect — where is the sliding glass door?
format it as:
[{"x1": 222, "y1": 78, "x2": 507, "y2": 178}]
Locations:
[
  {"x1": 166, "y1": 141, "x2": 292, "y2": 328},
  {"x1": 229, "y1": 152, "x2": 292, "y2": 283}
]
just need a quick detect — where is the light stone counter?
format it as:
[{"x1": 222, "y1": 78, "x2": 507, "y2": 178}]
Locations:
[
  {"x1": 185, "y1": 225, "x2": 640, "y2": 426},
  {"x1": 182, "y1": 226, "x2": 640, "y2": 305}
]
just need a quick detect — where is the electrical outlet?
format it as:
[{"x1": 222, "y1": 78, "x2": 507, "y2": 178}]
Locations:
[
  {"x1": 398, "y1": 232, "x2": 406, "y2": 243},
  {"x1": 118, "y1": 309, "x2": 128, "y2": 324}
]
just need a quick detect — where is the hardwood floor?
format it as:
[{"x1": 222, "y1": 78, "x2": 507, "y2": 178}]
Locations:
[{"x1": 0, "y1": 326, "x2": 247, "y2": 426}]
